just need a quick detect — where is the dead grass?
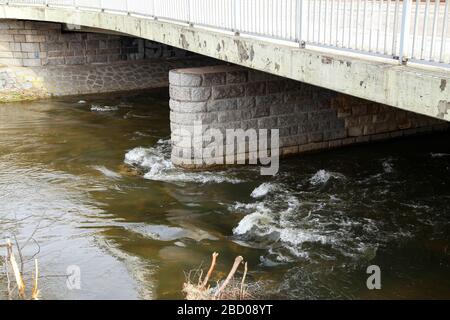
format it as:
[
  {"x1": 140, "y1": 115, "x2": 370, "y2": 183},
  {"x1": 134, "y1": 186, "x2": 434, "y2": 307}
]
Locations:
[
  {"x1": 182, "y1": 252, "x2": 263, "y2": 300},
  {"x1": 1, "y1": 239, "x2": 40, "y2": 300}
]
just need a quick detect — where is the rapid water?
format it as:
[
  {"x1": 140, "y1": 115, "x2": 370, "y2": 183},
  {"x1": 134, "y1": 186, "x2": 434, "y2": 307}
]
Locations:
[{"x1": 0, "y1": 89, "x2": 449, "y2": 299}]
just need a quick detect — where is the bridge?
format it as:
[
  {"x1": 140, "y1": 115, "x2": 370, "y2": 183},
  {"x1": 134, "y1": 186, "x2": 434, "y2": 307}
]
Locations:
[{"x1": 0, "y1": 0, "x2": 449, "y2": 167}]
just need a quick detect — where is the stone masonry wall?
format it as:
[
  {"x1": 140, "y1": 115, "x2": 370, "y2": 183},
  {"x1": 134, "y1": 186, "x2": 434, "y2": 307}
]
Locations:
[
  {"x1": 0, "y1": 19, "x2": 213, "y2": 102},
  {"x1": 0, "y1": 19, "x2": 191, "y2": 67},
  {"x1": 169, "y1": 65, "x2": 449, "y2": 167},
  {"x1": 0, "y1": 58, "x2": 216, "y2": 102}
]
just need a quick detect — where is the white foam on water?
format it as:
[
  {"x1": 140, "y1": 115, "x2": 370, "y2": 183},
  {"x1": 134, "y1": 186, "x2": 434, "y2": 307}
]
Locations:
[
  {"x1": 310, "y1": 169, "x2": 346, "y2": 186},
  {"x1": 231, "y1": 187, "x2": 333, "y2": 260},
  {"x1": 124, "y1": 140, "x2": 242, "y2": 184},
  {"x1": 431, "y1": 152, "x2": 450, "y2": 158},
  {"x1": 77, "y1": 100, "x2": 86, "y2": 104},
  {"x1": 233, "y1": 211, "x2": 274, "y2": 235},
  {"x1": 91, "y1": 105, "x2": 119, "y2": 112},
  {"x1": 229, "y1": 180, "x2": 399, "y2": 263},
  {"x1": 382, "y1": 158, "x2": 394, "y2": 173},
  {"x1": 251, "y1": 182, "x2": 277, "y2": 198},
  {"x1": 310, "y1": 170, "x2": 331, "y2": 185},
  {"x1": 279, "y1": 228, "x2": 328, "y2": 245}
]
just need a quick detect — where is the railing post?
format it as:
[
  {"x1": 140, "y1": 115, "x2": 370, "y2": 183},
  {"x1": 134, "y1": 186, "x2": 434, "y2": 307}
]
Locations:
[
  {"x1": 398, "y1": 0, "x2": 411, "y2": 64},
  {"x1": 233, "y1": 0, "x2": 238, "y2": 36},
  {"x1": 297, "y1": 0, "x2": 305, "y2": 48},
  {"x1": 187, "y1": 0, "x2": 192, "y2": 26}
]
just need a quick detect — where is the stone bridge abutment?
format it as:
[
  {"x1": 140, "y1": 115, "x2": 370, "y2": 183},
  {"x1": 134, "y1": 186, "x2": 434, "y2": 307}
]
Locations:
[{"x1": 0, "y1": 19, "x2": 214, "y2": 101}]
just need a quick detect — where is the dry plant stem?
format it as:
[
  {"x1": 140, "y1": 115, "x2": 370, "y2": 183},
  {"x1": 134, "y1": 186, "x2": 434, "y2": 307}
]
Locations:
[
  {"x1": 31, "y1": 259, "x2": 39, "y2": 300},
  {"x1": 201, "y1": 252, "x2": 218, "y2": 289},
  {"x1": 13, "y1": 235, "x2": 24, "y2": 274},
  {"x1": 7, "y1": 239, "x2": 25, "y2": 298},
  {"x1": 5, "y1": 253, "x2": 12, "y2": 299},
  {"x1": 215, "y1": 256, "x2": 243, "y2": 299},
  {"x1": 240, "y1": 262, "x2": 248, "y2": 299}
]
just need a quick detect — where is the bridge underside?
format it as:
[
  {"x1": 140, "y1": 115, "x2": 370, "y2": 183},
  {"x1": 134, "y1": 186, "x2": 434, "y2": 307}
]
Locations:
[
  {"x1": 0, "y1": 8, "x2": 449, "y2": 168},
  {"x1": 1, "y1": 4, "x2": 449, "y2": 122}
]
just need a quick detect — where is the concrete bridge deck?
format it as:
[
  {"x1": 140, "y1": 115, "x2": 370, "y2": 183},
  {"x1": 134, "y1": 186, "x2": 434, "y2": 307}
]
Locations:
[{"x1": 1, "y1": 2, "x2": 449, "y2": 122}]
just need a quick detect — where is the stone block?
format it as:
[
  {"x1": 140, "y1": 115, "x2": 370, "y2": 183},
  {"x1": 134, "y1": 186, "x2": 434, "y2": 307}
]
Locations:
[
  {"x1": 203, "y1": 72, "x2": 226, "y2": 86},
  {"x1": 279, "y1": 126, "x2": 298, "y2": 137},
  {"x1": 266, "y1": 80, "x2": 286, "y2": 94},
  {"x1": 47, "y1": 42, "x2": 65, "y2": 51},
  {"x1": 347, "y1": 126, "x2": 363, "y2": 137},
  {"x1": 0, "y1": 58, "x2": 23, "y2": 66},
  {"x1": 13, "y1": 35, "x2": 26, "y2": 42},
  {"x1": 179, "y1": 72, "x2": 203, "y2": 87},
  {"x1": 65, "y1": 56, "x2": 87, "y2": 65},
  {"x1": 21, "y1": 42, "x2": 41, "y2": 52},
  {"x1": 45, "y1": 57, "x2": 65, "y2": 65},
  {"x1": 257, "y1": 94, "x2": 284, "y2": 108},
  {"x1": 22, "y1": 58, "x2": 41, "y2": 67},
  {"x1": 207, "y1": 99, "x2": 237, "y2": 112},
  {"x1": 87, "y1": 55, "x2": 108, "y2": 64},
  {"x1": 170, "y1": 85, "x2": 191, "y2": 101},
  {"x1": 218, "y1": 110, "x2": 241, "y2": 123},
  {"x1": 0, "y1": 52, "x2": 13, "y2": 58},
  {"x1": 69, "y1": 41, "x2": 85, "y2": 51},
  {"x1": 86, "y1": 40, "x2": 100, "y2": 50},
  {"x1": 170, "y1": 99, "x2": 207, "y2": 113},
  {"x1": 12, "y1": 52, "x2": 27, "y2": 59},
  {"x1": 226, "y1": 70, "x2": 247, "y2": 84},
  {"x1": 245, "y1": 81, "x2": 266, "y2": 96},
  {"x1": 269, "y1": 102, "x2": 294, "y2": 116},
  {"x1": 212, "y1": 85, "x2": 244, "y2": 99},
  {"x1": 308, "y1": 132, "x2": 324, "y2": 143},
  {"x1": 0, "y1": 34, "x2": 14, "y2": 42},
  {"x1": 258, "y1": 116, "x2": 278, "y2": 128},
  {"x1": 323, "y1": 129, "x2": 347, "y2": 140},
  {"x1": 0, "y1": 42, "x2": 10, "y2": 51},
  {"x1": 27, "y1": 52, "x2": 40, "y2": 59},
  {"x1": 191, "y1": 87, "x2": 211, "y2": 101},
  {"x1": 277, "y1": 114, "x2": 297, "y2": 127},
  {"x1": 25, "y1": 35, "x2": 46, "y2": 43}
]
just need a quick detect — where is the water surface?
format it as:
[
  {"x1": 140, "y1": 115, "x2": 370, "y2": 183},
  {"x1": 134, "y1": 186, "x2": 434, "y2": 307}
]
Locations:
[{"x1": 0, "y1": 89, "x2": 449, "y2": 299}]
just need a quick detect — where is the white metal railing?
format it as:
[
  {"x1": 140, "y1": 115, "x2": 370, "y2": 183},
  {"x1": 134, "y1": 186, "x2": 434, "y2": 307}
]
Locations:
[{"x1": 1, "y1": 0, "x2": 449, "y2": 67}]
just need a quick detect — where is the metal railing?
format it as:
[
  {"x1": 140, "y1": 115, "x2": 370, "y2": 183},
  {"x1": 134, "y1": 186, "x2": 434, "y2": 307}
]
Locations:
[{"x1": 1, "y1": 0, "x2": 449, "y2": 67}]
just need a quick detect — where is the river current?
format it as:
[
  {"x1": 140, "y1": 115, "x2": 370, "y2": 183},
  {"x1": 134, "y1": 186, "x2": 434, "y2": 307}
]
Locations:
[{"x1": 1, "y1": 89, "x2": 449, "y2": 299}]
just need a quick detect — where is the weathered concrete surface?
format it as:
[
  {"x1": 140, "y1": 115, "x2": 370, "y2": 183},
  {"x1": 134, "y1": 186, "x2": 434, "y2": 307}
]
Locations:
[
  {"x1": 169, "y1": 65, "x2": 448, "y2": 168},
  {"x1": 1, "y1": 4, "x2": 449, "y2": 121}
]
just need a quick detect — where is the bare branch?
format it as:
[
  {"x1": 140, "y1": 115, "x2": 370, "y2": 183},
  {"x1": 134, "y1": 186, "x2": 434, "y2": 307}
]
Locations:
[
  {"x1": 215, "y1": 256, "x2": 243, "y2": 299},
  {"x1": 201, "y1": 252, "x2": 218, "y2": 289}
]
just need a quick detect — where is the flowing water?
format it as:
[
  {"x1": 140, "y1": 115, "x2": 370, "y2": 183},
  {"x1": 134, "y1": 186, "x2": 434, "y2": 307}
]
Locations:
[{"x1": 0, "y1": 89, "x2": 449, "y2": 299}]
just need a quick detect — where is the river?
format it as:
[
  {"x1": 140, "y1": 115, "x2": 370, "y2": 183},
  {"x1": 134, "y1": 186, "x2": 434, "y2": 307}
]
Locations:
[{"x1": 0, "y1": 89, "x2": 449, "y2": 299}]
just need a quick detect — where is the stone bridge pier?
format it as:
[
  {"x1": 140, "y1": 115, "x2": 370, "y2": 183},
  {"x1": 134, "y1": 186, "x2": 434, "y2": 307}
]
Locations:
[{"x1": 169, "y1": 65, "x2": 449, "y2": 168}]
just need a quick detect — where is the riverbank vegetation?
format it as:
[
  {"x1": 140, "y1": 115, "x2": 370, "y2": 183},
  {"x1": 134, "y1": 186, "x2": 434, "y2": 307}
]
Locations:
[
  {"x1": 183, "y1": 252, "x2": 262, "y2": 300},
  {"x1": 1, "y1": 239, "x2": 39, "y2": 300}
]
